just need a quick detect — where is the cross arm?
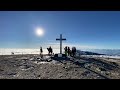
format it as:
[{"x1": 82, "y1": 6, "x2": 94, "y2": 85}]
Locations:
[
  {"x1": 62, "y1": 39, "x2": 66, "y2": 40},
  {"x1": 56, "y1": 39, "x2": 66, "y2": 40},
  {"x1": 56, "y1": 39, "x2": 60, "y2": 40}
]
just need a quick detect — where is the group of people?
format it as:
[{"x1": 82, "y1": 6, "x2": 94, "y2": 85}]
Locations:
[
  {"x1": 40, "y1": 46, "x2": 77, "y2": 57},
  {"x1": 64, "y1": 46, "x2": 76, "y2": 57},
  {"x1": 40, "y1": 46, "x2": 53, "y2": 56},
  {"x1": 47, "y1": 46, "x2": 53, "y2": 55}
]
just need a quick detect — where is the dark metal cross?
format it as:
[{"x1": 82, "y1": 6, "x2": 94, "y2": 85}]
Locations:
[{"x1": 56, "y1": 34, "x2": 66, "y2": 54}]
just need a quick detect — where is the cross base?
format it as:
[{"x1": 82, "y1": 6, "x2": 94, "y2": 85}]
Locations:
[
  {"x1": 51, "y1": 53, "x2": 70, "y2": 60},
  {"x1": 55, "y1": 53, "x2": 67, "y2": 57}
]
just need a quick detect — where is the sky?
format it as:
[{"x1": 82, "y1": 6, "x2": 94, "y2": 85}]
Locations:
[{"x1": 0, "y1": 11, "x2": 120, "y2": 49}]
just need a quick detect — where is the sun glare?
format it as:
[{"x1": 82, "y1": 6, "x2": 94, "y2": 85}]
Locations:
[{"x1": 35, "y1": 27, "x2": 44, "y2": 36}]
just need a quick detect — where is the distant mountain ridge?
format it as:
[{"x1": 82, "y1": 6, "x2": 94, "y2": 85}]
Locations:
[
  {"x1": 77, "y1": 49, "x2": 120, "y2": 56},
  {"x1": 76, "y1": 50, "x2": 105, "y2": 55},
  {"x1": 87, "y1": 49, "x2": 120, "y2": 56}
]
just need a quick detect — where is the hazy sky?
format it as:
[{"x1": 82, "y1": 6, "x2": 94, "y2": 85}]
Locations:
[{"x1": 0, "y1": 11, "x2": 120, "y2": 49}]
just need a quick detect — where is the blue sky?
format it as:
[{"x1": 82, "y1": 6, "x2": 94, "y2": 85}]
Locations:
[{"x1": 0, "y1": 11, "x2": 120, "y2": 49}]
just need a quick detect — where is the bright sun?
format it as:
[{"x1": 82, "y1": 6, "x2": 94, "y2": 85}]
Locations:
[{"x1": 35, "y1": 28, "x2": 44, "y2": 36}]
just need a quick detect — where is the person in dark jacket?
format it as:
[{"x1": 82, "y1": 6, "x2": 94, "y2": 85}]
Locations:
[
  {"x1": 49, "y1": 46, "x2": 53, "y2": 55},
  {"x1": 64, "y1": 46, "x2": 68, "y2": 56},
  {"x1": 72, "y1": 47, "x2": 76, "y2": 57},
  {"x1": 40, "y1": 47, "x2": 43, "y2": 58},
  {"x1": 68, "y1": 47, "x2": 71, "y2": 56}
]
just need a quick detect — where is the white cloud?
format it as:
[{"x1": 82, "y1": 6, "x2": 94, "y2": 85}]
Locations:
[{"x1": 45, "y1": 42, "x2": 97, "y2": 50}]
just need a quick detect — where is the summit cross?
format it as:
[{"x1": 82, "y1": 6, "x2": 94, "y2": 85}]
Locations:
[{"x1": 56, "y1": 34, "x2": 66, "y2": 54}]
